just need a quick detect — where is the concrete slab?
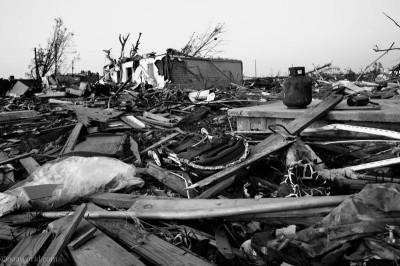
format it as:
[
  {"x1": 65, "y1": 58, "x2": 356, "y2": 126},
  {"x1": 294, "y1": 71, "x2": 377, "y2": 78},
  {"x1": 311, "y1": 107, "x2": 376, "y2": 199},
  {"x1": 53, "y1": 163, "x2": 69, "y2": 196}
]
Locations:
[{"x1": 229, "y1": 99, "x2": 400, "y2": 132}]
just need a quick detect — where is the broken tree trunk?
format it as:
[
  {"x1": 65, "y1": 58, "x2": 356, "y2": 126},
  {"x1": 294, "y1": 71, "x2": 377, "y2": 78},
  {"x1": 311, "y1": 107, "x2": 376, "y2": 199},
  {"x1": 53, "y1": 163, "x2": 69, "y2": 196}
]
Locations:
[{"x1": 188, "y1": 94, "x2": 343, "y2": 189}]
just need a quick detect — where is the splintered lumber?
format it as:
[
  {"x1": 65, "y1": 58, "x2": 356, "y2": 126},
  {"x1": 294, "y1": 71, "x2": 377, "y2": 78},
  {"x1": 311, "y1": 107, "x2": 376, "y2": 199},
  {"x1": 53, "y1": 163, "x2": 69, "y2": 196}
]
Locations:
[
  {"x1": 59, "y1": 122, "x2": 84, "y2": 155},
  {"x1": 120, "y1": 115, "x2": 146, "y2": 129},
  {"x1": 66, "y1": 106, "x2": 123, "y2": 126},
  {"x1": 197, "y1": 174, "x2": 237, "y2": 199},
  {"x1": 227, "y1": 207, "x2": 335, "y2": 227},
  {"x1": 188, "y1": 94, "x2": 343, "y2": 189},
  {"x1": 140, "y1": 132, "x2": 180, "y2": 154},
  {"x1": 129, "y1": 136, "x2": 141, "y2": 164},
  {"x1": 144, "y1": 162, "x2": 198, "y2": 198},
  {"x1": 137, "y1": 116, "x2": 175, "y2": 128},
  {"x1": 143, "y1": 111, "x2": 172, "y2": 123},
  {"x1": 38, "y1": 204, "x2": 87, "y2": 266},
  {"x1": 4, "y1": 232, "x2": 51, "y2": 266},
  {"x1": 19, "y1": 157, "x2": 40, "y2": 175},
  {"x1": 0, "y1": 151, "x2": 36, "y2": 166},
  {"x1": 40, "y1": 196, "x2": 347, "y2": 220},
  {"x1": 68, "y1": 218, "x2": 144, "y2": 266},
  {"x1": 348, "y1": 157, "x2": 400, "y2": 171},
  {"x1": 0, "y1": 110, "x2": 39, "y2": 122},
  {"x1": 67, "y1": 227, "x2": 97, "y2": 250},
  {"x1": 87, "y1": 204, "x2": 213, "y2": 266},
  {"x1": 215, "y1": 226, "x2": 234, "y2": 259},
  {"x1": 126, "y1": 196, "x2": 347, "y2": 219},
  {"x1": 89, "y1": 193, "x2": 175, "y2": 209},
  {"x1": 0, "y1": 222, "x2": 36, "y2": 241}
]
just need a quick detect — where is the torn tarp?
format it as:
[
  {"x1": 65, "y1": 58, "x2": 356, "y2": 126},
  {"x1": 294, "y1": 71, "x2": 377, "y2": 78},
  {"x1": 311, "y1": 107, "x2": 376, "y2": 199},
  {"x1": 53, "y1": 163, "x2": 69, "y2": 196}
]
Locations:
[{"x1": 257, "y1": 183, "x2": 400, "y2": 265}]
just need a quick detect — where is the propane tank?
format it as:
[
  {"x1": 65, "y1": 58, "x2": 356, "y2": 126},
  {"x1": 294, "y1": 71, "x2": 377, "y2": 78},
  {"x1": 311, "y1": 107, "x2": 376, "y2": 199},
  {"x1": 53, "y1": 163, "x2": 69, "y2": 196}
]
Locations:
[{"x1": 282, "y1": 67, "x2": 312, "y2": 108}]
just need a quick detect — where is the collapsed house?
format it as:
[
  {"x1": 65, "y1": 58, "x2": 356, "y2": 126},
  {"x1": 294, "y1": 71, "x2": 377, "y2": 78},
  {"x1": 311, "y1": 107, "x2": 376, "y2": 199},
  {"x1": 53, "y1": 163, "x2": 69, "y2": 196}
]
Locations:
[{"x1": 104, "y1": 49, "x2": 243, "y2": 89}]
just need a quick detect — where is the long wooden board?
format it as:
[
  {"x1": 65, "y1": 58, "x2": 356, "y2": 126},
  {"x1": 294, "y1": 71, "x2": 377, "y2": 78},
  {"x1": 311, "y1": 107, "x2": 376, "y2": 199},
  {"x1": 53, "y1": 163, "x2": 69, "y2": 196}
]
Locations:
[
  {"x1": 68, "y1": 218, "x2": 145, "y2": 266},
  {"x1": 4, "y1": 233, "x2": 51, "y2": 266},
  {"x1": 140, "y1": 132, "x2": 179, "y2": 154},
  {"x1": 38, "y1": 204, "x2": 87, "y2": 266},
  {"x1": 86, "y1": 203, "x2": 213, "y2": 266},
  {"x1": 60, "y1": 122, "x2": 84, "y2": 155},
  {"x1": 188, "y1": 94, "x2": 343, "y2": 189},
  {"x1": 127, "y1": 195, "x2": 348, "y2": 220},
  {"x1": 89, "y1": 193, "x2": 176, "y2": 210}
]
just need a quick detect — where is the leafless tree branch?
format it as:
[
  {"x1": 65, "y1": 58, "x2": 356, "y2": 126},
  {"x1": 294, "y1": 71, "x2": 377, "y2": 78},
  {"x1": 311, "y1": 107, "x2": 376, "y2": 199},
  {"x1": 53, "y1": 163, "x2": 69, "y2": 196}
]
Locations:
[{"x1": 383, "y1": 12, "x2": 400, "y2": 28}]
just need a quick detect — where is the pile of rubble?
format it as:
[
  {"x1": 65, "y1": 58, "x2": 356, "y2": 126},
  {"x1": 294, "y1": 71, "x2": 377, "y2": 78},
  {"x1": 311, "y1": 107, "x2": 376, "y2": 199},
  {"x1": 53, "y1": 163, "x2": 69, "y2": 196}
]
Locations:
[{"x1": 1, "y1": 69, "x2": 400, "y2": 266}]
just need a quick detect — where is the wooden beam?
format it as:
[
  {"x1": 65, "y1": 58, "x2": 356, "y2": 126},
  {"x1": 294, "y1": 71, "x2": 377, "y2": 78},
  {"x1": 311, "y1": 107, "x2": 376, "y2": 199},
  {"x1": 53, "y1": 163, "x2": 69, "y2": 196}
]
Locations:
[
  {"x1": 140, "y1": 132, "x2": 179, "y2": 154},
  {"x1": 19, "y1": 157, "x2": 41, "y2": 175},
  {"x1": 137, "y1": 116, "x2": 175, "y2": 128},
  {"x1": 89, "y1": 193, "x2": 175, "y2": 210},
  {"x1": 38, "y1": 204, "x2": 87, "y2": 266},
  {"x1": 4, "y1": 232, "x2": 51, "y2": 266},
  {"x1": 123, "y1": 196, "x2": 346, "y2": 220},
  {"x1": 0, "y1": 222, "x2": 36, "y2": 241},
  {"x1": 215, "y1": 226, "x2": 234, "y2": 259},
  {"x1": 68, "y1": 218, "x2": 144, "y2": 266},
  {"x1": 0, "y1": 110, "x2": 39, "y2": 122},
  {"x1": 40, "y1": 196, "x2": 347, "y2": 220},
  {"x1": 144, "y1": 162, "x2": 198, "y2": 198},
  {"x1": 197, "y1": 174, "x2": 236, "y2": 199},
  {"x1": 67, "y1": 227, "x2": 97, "y2": 250},
  {"x1": 120, "y1": 115, "x2": 146, "y2": 129},
  {"x1": 59, "y1": 122, "x2": 84, "y2": 155},
  {"x1": 87, "y1": 204, "x2": 213, "y2": 266},
  {"x1": 188, "y1": 94, "x2": 343, "y2": 189}
]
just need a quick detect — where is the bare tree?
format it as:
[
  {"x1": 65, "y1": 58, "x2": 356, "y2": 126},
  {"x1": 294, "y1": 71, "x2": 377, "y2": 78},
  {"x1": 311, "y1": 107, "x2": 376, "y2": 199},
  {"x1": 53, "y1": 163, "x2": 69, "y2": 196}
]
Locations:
[
  {"x1": 373, "y1": 13, "x2": 400, "y2": 52},
  {"x1": 181, "y1": 22, "x2": 226, "y2": 57},
  {"x1": 119, "y1": 34, "x2": 130, "y2": 59},
  {"x1": 27, "y1": 18, "x2": 77, "y2": 78}
]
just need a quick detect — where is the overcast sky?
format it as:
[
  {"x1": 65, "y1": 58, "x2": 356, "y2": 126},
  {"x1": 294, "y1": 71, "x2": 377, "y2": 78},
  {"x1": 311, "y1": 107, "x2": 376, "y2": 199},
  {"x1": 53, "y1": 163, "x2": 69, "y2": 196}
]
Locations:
[{"x1": 1, "y1": 0, "x2": 400, "y2": 79}]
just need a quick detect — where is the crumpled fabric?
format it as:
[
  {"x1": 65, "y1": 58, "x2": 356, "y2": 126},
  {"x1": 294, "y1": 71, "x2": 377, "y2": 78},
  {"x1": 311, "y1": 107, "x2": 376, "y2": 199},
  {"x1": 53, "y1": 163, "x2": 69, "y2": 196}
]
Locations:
[
  {"x1": 6, "y1": 156, "x2": 144, "y2": 211},
  {"x1": 265, "y1": 183, "x2": 400, "y2": 265},
  {"x1": 277, "y1": 159, "x2": 331, "y2": 197}
]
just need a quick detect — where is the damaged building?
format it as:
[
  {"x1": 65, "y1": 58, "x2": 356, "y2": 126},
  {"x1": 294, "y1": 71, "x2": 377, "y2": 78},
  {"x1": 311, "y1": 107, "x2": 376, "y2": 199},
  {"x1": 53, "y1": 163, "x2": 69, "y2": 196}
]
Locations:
[{"x1": 104, "y1": 49, "x2": 243, "y2": 89}]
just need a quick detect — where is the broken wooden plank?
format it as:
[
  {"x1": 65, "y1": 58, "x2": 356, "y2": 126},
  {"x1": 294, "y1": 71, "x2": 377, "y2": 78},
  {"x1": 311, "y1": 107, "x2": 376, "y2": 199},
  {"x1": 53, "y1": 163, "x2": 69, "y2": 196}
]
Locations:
[
  {"x1": 38, "y1": 204, "x2": 87, "y2": 266},
  {"x1": 137, "y1": 116, "x2": 175, "y2": 128},
  {"x1": 120, "y1": 115, "x2": 146, "y2": 129},
  {"x1": 215, "y1": 225, "x2": 234, "y2": 259},
  {"x1": 188, "y1": 94, "x2": 343, "y2": 189},
  {"x1": 40, "y1": 195, "x2": 347, "y2": 220},
  {"x1": 89, "y1": 193, "x2": 175, "y2": 210},
  {"x1": 197, "y1": 174, "x2": 237, "y2": 199},
  {"x1": 66, "y1": 106, "x2": 123, "y2": 126},
  {"x1": 87, "y1": 204, "x2": 213, "y2": 266},
  {"x1": 0, "y1": 222, "x2": 36, "y2": 241},
  {"x1": 144, "y1": 162, "x2": 198, "y2": 198},
  {"x1": 68, "y1": 218, "x2": 144, "y2": 266},
  {"x1": 19, "y1": 157, "x2": 40, "y2": 175},
  {"x1": 0, "y1": 110, "x2": 39, "y2": 123},
  {"x1": 4, "y1": 232, "x2": 51, "y2": 266},
  {"x1": 59, "y1": 122, "x2": 84, "y2": 155},
  {"x1": 129, "y1": 136, "x2": 141, "y2": 164},
  {"x1": 349, "y1": 157, "x2": 400, "y2": 171},
  {"x1": 124, "y1": 195, "x2": 347, "y2": 220},
  {"x1": 143, "y1": 111, "x2": 172, "y2": 123},
  {"x1": 67, "y1": 227, "x2": 96, "y2": 250},
  {"x1": 140, "y1": 132, "x2": 180, "y2": 154},
  {"x1": 0, "y1": 151, "x2": 36, "y2": 166}
]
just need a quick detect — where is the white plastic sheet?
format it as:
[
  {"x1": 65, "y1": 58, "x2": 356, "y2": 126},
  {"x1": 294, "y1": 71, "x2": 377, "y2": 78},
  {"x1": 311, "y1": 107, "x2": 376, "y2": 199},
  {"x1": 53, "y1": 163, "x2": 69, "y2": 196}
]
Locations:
[{"x1": 6, "y1": 156, "x2": 144, "y2": 212}]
